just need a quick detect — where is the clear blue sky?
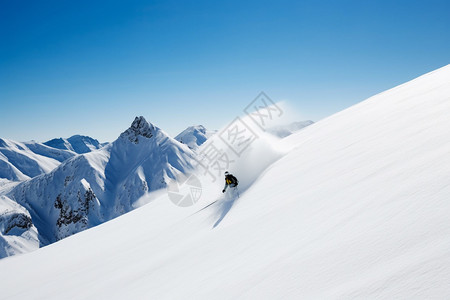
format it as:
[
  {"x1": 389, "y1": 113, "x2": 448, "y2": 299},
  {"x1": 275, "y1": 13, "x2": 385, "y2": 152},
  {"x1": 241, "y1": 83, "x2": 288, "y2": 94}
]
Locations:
[{"x1": 1, "y1": 0, "x2": 449, "y2": 142}]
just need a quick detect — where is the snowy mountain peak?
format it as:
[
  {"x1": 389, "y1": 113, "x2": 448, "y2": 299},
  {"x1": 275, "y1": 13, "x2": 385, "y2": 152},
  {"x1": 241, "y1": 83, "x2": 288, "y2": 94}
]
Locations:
[
  {"x1": 3, "y1": 115, "x2": 195, "y2": 250},
  {"x1": 120, "y1": 116, "x2": 157, "y2": 144},
  {"x1": 175, "y1": 125, "x2": 217, "y2": 150},
  {"x1": 44, "y1": 135, "x2": 102, "y2": 154},
  {"x1": 192, "y1": 125, "x2": 206, "y2": 132},
  {"x1": 0, "y1": 139, "x2": 8, "y2": 148}
]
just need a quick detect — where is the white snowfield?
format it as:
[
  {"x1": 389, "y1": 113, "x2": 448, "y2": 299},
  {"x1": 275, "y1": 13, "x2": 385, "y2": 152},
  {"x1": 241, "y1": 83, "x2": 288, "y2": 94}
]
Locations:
[{"x1": 1, "y1": 65, "x2": 450, "y2": 299}]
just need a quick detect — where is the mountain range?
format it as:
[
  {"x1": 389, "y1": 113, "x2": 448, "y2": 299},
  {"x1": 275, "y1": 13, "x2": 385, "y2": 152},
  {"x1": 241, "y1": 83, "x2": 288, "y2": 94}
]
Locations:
[
  {"x1": 0, "y1": 134, "x2": 107, "y2": 183},
  {"x1": 1, "y1": 116, "x2": 195, "y2": 255},
  {"x1": 43, "y1": 135, "x2": 105, "y2": 154}
]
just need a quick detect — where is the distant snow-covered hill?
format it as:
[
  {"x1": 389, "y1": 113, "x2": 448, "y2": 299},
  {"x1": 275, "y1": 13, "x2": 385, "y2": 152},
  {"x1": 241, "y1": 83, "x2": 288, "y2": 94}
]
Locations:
[
  {"x1": 0, "y1": 139, "x2": 75, "y2": 181},
  {"x1": 44, "y1": 135, "x2": 104, "y2": 154},
  {"x1": 266, "y1": 120, "x2": 314, "y2": 138},
  {"x1": 175, "y1": 125, "x2": 216, "y2": 150},
  {"x1": 7, "y1": 116, "x2": 195, "y2": 248},
  {"x1": 0, "y1": 134, "x2": 104, "y2": 183}
]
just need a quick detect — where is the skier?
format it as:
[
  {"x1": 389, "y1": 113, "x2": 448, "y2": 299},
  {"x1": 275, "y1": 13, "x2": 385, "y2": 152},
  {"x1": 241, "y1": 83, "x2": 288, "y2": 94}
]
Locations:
[{"x1": 222, "y1": 171, "x2": 239, "y2": 193}]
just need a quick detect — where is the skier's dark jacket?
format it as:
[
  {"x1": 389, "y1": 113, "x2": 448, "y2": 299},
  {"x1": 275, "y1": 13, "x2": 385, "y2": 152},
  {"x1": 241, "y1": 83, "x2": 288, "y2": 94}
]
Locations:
[{"x1": 225, "y1": 174, "x2": 238, "y2": 187}]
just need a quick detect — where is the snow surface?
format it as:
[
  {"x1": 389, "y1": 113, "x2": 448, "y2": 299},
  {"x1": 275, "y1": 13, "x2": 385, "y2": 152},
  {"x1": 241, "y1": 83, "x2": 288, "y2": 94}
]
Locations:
[{"x1": 1, "y1": 65, "x2": 450, "y2": 299}]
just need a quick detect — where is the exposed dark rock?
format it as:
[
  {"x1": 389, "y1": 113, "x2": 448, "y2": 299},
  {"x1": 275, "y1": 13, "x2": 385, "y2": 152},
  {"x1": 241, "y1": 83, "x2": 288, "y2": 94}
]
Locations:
[
  {"x1": 54, "y1": 188, "x2": 96, "y2": 228},
  {"x1": 120, "y1": 116, "x2": 155, "y2": 144},
  {"x1": 1, "y1": 213, "x2": 33, "y2": 235}
]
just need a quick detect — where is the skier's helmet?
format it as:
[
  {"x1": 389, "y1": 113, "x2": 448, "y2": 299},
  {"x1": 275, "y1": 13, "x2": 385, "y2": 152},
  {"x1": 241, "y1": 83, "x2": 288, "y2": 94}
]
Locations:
[{"x1": 224, "y1": 171, "x2": 229, "y2": 175}]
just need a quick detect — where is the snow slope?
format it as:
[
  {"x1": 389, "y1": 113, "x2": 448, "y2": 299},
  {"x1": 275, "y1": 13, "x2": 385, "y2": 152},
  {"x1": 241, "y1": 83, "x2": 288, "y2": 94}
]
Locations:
[
  {"x1": 175, "y1": 125, "x2": 217, "y2": 150},
  {"x1": 0, "y1": 195, "x2": 38, "y2": 257},
  {"x1": 0, "y1": 140, "x2": 77, "y2": 256},
  {"x1": 0, "y1": 138, "x2": 75, "y2": 181},
  {"x1": 1, "y1": 65, "x2": 450, "y2": 299},
  {"x1": 44, "y1": 135, "x2": 104, "y2": 154}
]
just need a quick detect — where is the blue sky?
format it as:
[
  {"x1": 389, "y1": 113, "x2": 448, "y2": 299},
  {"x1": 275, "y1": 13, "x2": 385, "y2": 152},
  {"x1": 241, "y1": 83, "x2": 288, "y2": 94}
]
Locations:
[{"x1": 1, "y1": 0, "x2": 449, "y2": 142}]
